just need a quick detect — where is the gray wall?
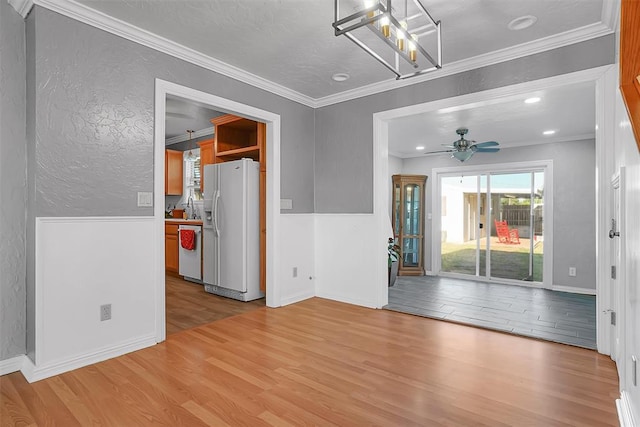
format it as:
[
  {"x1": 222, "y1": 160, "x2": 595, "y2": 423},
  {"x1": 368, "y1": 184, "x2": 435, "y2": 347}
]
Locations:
[
  {"x1": 0, "y1": 0, "x2": 27, "y2": 360},
  {"x1": 402, "y1": 139, "x2": 597, "y2": 290},
  {"x1": 23, "y1": 6, "x2": 317, "y2": 359},
  {"x1": 314, "y1": 35, "x2": 615, "y2": 213},
  {"x1": 30, "y1": 6, "x2": 316, "y2": 218},
  {"x1": 388, "y1": 154, "x2": 402, "y2": 220},
  {"x1": 4, "y1": 5, "x2": 614, "y2": 362}
]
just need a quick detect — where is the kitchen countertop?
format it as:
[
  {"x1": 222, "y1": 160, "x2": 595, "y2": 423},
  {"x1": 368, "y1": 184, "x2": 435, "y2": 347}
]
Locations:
[{"x1": 165, "y1": 218, "x2": 203, "y2": 225}]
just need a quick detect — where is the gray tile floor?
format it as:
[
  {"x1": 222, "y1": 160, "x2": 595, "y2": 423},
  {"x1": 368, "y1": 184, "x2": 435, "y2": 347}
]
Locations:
[{"x1": 385, "y1": 276, "x2": 597, "y2": 349}]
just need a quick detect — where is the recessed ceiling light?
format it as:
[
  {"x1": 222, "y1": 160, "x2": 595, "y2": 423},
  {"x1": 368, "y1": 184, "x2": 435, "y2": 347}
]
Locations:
[
  {"x1": 508, "y1": 15, "x2": 537, "y2": 31},
  {"x1": 332, "y1": 73, "x2": 350, "y2": 82},
  {"x1": 416, "y1": 146, "x2": 425, "y2": 150},
  {"x1": 543, "y1": 130, "x2": 555, "y2": 135},
  {"x1": 524, "y1": 97, "x2": 541, "y2": 104}
]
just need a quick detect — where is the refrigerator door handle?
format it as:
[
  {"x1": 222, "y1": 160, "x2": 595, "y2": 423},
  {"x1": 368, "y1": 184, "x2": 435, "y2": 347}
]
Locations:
[{"x1": 213, "y1": 190, "x2": 221, "y2": 237}]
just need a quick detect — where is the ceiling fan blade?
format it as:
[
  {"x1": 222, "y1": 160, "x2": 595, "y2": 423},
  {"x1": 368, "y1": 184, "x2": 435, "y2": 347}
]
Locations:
[
  {"x1": 423, "y1": 149, "x2": 454, "y2": 156},
  {"x1": 473, "y1": 141, "x2": 499, "y2": 148},
  {"x1": 474, "y1": 147, "x2": 500, "y2": 153}
]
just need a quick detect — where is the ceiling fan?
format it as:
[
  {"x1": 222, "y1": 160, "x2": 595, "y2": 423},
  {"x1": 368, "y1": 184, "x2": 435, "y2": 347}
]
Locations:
[{"x1": 425, "y1": 128, "x2": 500, "y2": 162}]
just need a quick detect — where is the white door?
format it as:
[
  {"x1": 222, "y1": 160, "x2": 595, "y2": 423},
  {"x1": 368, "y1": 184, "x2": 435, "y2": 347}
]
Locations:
[{"x1": 610, "y1": 171, "x2": 627, "y2": 387}]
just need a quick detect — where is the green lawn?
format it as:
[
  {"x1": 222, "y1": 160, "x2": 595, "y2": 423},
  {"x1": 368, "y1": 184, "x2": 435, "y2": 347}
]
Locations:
[{"x1": 441, "y1": 239, "x2": 543, "y2": 282}]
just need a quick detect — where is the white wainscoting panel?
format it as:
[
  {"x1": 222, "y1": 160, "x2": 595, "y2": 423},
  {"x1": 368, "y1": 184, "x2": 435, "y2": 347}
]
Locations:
[
  {"x1": 278, "y1": 214, "x2": 315, "y2": 306},
  {"x1": 34, "y1": 217, "x2": 157, "y2": 380},
  {"x1": 314, "y1": 214, "x2": 384, "y2": 308}
]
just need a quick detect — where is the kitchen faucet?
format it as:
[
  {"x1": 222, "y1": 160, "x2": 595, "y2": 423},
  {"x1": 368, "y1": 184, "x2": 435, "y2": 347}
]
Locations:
[{"x1": 187, "y1": 196, "x2": 194, "y2": 219}]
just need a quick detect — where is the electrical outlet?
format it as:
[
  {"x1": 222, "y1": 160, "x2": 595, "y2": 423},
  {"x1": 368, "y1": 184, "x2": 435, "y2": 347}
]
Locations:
[
  {"x1": 568, "y1": 267, "x2": 576, "y2": 277},
  {"x1": 293, "y1": 267, "x2": 298, "y2": 278},
  {"x1": 100, "y1": 304, "x2": 111, "y2": 321}
]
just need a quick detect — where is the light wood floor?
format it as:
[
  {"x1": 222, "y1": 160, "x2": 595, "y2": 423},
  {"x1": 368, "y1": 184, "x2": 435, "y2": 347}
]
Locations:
[
  {"x1": 1, "y1": 298, "x2": 619, "y2": 426},
  {"x1": 166, "y1": 274, "x2": 265, "y2": 335}
]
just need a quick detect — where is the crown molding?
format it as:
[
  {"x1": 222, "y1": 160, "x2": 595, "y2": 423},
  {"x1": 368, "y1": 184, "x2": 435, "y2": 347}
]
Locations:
[
  {"x1": 315, "y1": 21, "x2": 615, "y2": 107},
  {"x1": 33, "y1": 0, "x2": 317, "y2": 108},
  {"x1": 25, "y1": 0, "x2": 616, "y2": 110},
  {"x1": 601, "y1": 0, "x2": 620, "y2": 33},
  {"x1": 165, "y1": 126, "x2": 214, "y2": 146},
  {"x1": 8, "y1": 0, "x2": 34, "y2": 18}
]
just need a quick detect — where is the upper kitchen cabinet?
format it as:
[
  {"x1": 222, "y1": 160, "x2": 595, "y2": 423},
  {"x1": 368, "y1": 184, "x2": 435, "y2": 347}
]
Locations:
[
  {"x1": 197, "y1": 138, "x2": 214, "y2": 192},
  {"x1": 211, "y1": 114, "x2": 264, "y2": 163},
  {"x1": 165, "y1": 149, "x2": 183, "y2": 195}
]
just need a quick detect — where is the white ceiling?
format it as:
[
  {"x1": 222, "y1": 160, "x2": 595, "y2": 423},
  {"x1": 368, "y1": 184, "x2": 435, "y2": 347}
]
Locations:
[
  {"x1": 165, "y1": 96, "x2": 223, "y2": 140},
  {"x1": 52, "y1": 1, "x2": 610, "y2": 152},
  {"x1": 388, "y1": 80, "x2": 596, "y2": 158},
  {"x1": 72, "y1": 0, "x2": 614, "y2": 101}
]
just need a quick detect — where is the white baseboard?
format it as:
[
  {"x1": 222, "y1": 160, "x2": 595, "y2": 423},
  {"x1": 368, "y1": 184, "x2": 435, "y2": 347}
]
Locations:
[
  {"x1": 552, "y1": 285, "x2": 597, "y2": 295},
  {"x1": 280, "y1": 290, "x2": 315, "y2": 306},
  {"x1": 21, "y1": 334, "x2": 157, "y2": 383},
  {"x1": 315, "y1": 291, "x2": 377, "y2": 309},
  {"x1": 617, "y1": 390, "x2": 637, "y2": 427},
  {"x1": 0, "y1": 355, "x2": 28, "y2": 376}
]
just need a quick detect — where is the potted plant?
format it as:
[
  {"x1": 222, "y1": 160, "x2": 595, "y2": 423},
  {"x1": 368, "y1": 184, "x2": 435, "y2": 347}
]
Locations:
[{"x1": 388, "y1": 237, "x2": 401, "y2": 287}]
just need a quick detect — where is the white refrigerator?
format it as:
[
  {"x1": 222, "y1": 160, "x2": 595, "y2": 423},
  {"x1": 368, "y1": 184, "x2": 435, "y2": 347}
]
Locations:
[{"x1": 202, "y1": 158, "x2": 263, "y2": 302}]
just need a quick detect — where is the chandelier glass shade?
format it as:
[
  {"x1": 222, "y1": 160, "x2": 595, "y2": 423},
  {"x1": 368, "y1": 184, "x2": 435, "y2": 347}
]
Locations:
[{"x1": 332, "y1": 0, "x2": 442, "y2": 80}]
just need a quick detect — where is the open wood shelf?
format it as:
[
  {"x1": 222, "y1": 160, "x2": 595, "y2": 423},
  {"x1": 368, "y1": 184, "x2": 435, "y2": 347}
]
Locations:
[{"x1": 216, "y1": 145, "x2": 260, "y2": 162}]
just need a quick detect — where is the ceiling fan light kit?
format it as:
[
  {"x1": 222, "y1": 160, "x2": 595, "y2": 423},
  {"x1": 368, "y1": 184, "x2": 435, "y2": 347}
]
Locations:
[
  {"x1": 424, "y1": 127, "x2": 501, "y2": 162},
  {"x1": 332, "y1": 0, "x2": 442, "y2": 80}
]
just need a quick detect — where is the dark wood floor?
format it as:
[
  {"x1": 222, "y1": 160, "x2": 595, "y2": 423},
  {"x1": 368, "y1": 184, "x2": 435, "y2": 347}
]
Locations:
[
  {"x1": 1, "y1": 298, "x2": 619, "y2": 426},
  {"x1": 387, "y1": 276, "x2": 597, "y2": 349},
  {"x1": 166, "y1": 274, "x2": 265, "y2": 335}
]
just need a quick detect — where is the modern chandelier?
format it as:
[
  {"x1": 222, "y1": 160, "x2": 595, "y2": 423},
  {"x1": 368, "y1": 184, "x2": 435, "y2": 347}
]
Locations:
[{"x1": 332, "y1": 0, "x2": 442, "y2": 80}]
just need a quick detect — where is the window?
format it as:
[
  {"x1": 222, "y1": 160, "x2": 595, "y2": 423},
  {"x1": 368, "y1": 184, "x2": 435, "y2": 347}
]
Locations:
[{"x1": 183, "y1": 149, "x2": 202, "y2": 200}]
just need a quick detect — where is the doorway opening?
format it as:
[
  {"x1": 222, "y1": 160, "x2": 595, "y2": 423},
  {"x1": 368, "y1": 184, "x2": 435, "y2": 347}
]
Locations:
[
  {"x1": 154, "y1": 79, "x2": 282, "y2": 343},
  {"x1": 373, "y1": 65, "x2": 616, "y2": 353}
]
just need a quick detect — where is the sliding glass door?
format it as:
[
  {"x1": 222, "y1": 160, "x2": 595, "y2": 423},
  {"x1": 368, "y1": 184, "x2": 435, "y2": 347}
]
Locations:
[{"x1": 440, "y1": 169, "x2": 545, "y2": 284}]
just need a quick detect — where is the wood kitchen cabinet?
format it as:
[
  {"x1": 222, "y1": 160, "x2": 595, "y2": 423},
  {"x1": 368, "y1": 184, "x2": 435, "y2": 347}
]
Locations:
[
  {"x1": 211, "y1": 115, "x2": 261, "y2": 162},
  {"x1": 165, "y1": 223, "x2": 179, "y2": 274},
  {"x1": 392, "y1": 174, "x2": 427, "y2": 276},
  {"x1": 165, "y1": 149, "x2": 183, "y2": 195},
  {"x1": 197, "y1": 138, "x2": 214, "y2": 192}
]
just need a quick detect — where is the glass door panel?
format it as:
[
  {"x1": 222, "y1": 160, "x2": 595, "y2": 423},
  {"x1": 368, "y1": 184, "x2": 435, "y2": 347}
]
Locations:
[
  {"x1": 402, "y1": 237, "x2": 421, "y2": 267},
  {"x1": 404, "y1": 184, "x2": 420, "y2": 235},
  {"x1": 479, "y1": 174, "x2": 488, "y2": 277},
  {"x1": 532, "y1": 171, "x2": 544, "y2": 282},
  {"x1": 440, "y1": 175, "x2": 481, "y2": 276},
  {"x1": 488, "y1": 172, "x2": 544, "y2": 282},
  {"x1": 439, "y1": 169, "x2": 545, "y2": 285}
]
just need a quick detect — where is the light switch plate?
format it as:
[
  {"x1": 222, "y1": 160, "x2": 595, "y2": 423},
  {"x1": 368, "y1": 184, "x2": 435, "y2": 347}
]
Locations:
[
  {"x1": 280, "y1": 199, "x2": 293, "y2": 210},
  {"x1": 137, "y1": 192, "x2": 153, "y2": 207}
]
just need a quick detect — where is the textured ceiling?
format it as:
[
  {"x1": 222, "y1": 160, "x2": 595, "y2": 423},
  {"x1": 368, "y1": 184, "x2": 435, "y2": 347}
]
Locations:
[
  {"x1": 388, "y1": 81, "x2": 596, "y2": 158},
  {"x1": 74, "y1": 0, "x2": 609, "y2": 99},
  {"x1": 65, "y1": 1, "x2": 605, "y2": 149},
  {"x1": 165, "y1": 96, "x2": 223, "y2": 139}
]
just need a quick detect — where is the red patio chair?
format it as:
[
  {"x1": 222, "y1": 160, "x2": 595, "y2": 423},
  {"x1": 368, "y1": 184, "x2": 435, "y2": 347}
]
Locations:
[{"x1": 494, "y1": 220, "x2": 520, "y2": 244}]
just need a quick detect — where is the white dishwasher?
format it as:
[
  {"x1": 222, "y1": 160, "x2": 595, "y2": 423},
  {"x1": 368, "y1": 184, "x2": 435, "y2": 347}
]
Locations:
[{"x1": 178, "y1": 224, "x2": 202, "y2": 281}]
